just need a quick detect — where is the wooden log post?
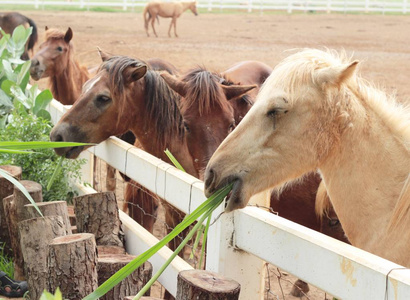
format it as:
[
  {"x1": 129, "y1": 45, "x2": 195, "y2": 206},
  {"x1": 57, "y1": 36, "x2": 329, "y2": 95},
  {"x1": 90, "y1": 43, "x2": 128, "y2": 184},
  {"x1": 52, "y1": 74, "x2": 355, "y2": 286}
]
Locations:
[
  {"x1": 19, "y1": 216, "x2": 66, "y2": 300},
  {"x1": 125, "y1": 297, "x2": 162, "y2": 300},
  {"x1": 0, "y1": 165, "x2": 22, "y2": 256},
  {"x1": 3, "y1": 181, "x2": 43, "y2": 280},
  {"x1": 25, "y1": 201, "x2": 72, "y2": 235},
  {"x1": 74, "y1": 192, "x2": 124, "y2": 247},
  {"x1": 47, "y1": 233, "x2": 98, "y2": 299},
  {"x1": 97, "y1": 254, "x2": 152, "y2": 300},
  {"x1": 176, "y1": 270, "x2": 241, "y2": 300}
]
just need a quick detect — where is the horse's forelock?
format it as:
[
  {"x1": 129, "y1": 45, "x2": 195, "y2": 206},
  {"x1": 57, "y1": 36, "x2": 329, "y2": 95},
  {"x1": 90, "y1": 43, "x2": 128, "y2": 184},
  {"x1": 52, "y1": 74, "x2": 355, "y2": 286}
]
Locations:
[
  {"x1": 44, "y1": 28, "x2": 66, "y2": 40},
  {"x1": 181, "y1": 68, "x2": 232, "y2": 116}
]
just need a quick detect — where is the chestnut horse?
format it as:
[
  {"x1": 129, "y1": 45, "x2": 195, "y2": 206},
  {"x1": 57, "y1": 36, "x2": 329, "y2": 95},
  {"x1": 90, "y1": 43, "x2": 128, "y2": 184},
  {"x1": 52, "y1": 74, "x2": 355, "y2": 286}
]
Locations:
[
  {"x1": 30, "y1": 27, "x2": 89, "y2": 105},
  {"x1": 144, "y1": 1, "x2": 198, "y2": 37},
  {"x1": 0, "y1": 12, "x2": 38, "y2": 60},
  {"x1": 205, "y1": 48, "x2": 410, "y2": 267},
  {"x1": 50, "y1": 54, "x2": 197, "y2": 254}
]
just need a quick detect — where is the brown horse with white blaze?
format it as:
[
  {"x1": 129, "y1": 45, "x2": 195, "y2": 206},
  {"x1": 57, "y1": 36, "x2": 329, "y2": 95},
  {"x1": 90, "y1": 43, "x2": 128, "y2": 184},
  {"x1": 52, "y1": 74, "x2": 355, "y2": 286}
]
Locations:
[
  {"x1": 30, "y1": 27, "x2": 89, "y2": 105},
  {"x1": 144, "y1": 1, "x2": 198, "y2": 37}
]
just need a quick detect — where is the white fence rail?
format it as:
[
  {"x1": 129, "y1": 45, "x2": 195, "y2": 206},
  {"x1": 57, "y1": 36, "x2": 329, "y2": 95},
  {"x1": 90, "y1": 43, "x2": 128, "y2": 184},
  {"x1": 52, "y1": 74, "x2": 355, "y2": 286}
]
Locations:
[
  {"x1": 1, "y1": 0, "x2": 410, "y2": 14},
  {"x1": 47, "y1": 99, "x2": 410, "y2": 299}
]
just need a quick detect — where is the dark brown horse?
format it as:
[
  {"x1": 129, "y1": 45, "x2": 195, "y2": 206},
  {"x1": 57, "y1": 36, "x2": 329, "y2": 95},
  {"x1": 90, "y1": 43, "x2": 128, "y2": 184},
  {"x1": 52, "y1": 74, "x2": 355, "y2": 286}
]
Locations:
[
  {"x1": 161, "y1": 61, "x2": 272, "y2": 177},
  {"x1": 30, "y1": 27, "x2": 89, "y2": 105},
  {"x1": 0, "y1": 12, "x2": 38, "y2": 60},
  {"x1": 50, "y1": 54, "x2": 197, "y2": 254}
]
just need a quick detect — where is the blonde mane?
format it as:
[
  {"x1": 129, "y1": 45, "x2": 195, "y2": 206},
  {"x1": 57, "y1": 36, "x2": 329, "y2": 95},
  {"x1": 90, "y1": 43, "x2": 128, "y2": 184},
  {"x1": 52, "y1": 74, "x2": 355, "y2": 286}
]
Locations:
[{"x1": 269, "y1": 48, "x2": 410, "y2": 232}]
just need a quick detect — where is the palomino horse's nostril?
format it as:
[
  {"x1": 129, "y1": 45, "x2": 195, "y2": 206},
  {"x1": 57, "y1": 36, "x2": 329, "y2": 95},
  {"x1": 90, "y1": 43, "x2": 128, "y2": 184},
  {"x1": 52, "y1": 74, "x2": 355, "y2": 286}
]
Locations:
[{"x1": 205, "y1": 168, "x2": 216, "y2": 192}]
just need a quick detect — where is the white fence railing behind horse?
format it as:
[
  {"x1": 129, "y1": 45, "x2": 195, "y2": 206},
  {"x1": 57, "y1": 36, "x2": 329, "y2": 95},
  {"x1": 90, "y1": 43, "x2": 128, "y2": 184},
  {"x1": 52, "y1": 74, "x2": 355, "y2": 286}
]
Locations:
[
  {"x1": 1, "y1": 0, "x2": 409, "y2": 14},
  {"x1": 47, "y1": 99, "x2": 410, "y2": 299}
]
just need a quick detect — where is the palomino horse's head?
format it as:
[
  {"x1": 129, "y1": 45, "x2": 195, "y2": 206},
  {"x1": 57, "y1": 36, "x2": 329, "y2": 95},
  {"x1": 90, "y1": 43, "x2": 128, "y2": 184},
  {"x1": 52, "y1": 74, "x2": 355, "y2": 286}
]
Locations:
[
  {"x1": 189, "y1": 2, "x2": 198, "y2": 16},
  {"x1": 30, "y1": 27, "x2": 75, "y2": 80},
  {"x1": 50, "y1": 52, "x2": 147, "y2": 158},
  {"x1": 204, "y1": 49, "x2": 359, "y2": 212},
  {"x1": 161, "y1": 69, "x2": 255, "y2": 178}
]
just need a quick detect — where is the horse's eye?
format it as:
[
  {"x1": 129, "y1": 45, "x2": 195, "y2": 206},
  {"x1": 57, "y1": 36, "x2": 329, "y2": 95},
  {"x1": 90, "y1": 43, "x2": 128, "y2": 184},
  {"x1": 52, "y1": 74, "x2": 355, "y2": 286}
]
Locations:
[
  {"x1": 267, "y1": 109, "x2": 277, "y2": 119},
  {"x1": 96, "y1": 95, "x2": 111, "y2": 104},
  {"x1": 56, "y1": 46, "x2": 63, "y2": 52},
  {"x1": 183, "y1": 121, "x2": 190, "y2": 133}
]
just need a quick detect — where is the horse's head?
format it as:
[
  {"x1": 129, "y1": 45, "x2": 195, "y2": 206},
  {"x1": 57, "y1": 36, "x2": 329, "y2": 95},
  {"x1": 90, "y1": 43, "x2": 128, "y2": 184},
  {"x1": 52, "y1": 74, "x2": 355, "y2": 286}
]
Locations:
[
  {"x1": 204, "y1": 49, "x2": 359, "y2": 212},
  {"x1": 161, "y1": 69, "x2": 255, "y2": 178},
  {"x1": 50, "y1": 51, "x2": 147, "y2": 158},
  {"x1": 30, "y1": 27, "x2": 74, "y2": 80},
  {"x1": 190, "y1": 1, "x2": 198, "y2": 16}
]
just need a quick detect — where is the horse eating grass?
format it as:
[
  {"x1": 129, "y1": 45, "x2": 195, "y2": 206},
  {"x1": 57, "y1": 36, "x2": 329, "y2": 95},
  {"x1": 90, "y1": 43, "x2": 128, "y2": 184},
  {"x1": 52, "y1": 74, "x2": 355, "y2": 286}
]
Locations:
[
  {"x1": 204, "y1": 48, "x2": 410, "y2": 267},
  {"x1": 143, "y1": 1, "x2": 198, "y2": 38}
]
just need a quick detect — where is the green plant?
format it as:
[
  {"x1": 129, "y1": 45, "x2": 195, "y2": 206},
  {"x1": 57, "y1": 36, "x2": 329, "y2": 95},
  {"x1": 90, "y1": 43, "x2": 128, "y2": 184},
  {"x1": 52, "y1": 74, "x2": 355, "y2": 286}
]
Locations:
[
  {"x1": 39, "y1": 288, "x2": 63, "y2": 300},
  {"x1": 0, "y1": 243, "x2": 14, "y2": 279}
]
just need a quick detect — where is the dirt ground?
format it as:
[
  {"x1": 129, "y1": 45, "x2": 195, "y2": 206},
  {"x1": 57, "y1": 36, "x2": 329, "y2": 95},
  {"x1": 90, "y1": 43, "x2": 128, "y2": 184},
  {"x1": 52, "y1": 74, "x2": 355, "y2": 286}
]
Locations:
[{"x1": 11, "y1": 9, "x2": 410, "y2": 300}]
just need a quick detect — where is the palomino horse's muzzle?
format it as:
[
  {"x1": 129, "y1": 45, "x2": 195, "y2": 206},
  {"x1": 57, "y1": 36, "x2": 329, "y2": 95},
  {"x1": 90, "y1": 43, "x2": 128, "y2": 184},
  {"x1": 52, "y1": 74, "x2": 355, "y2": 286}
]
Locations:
[{"x1": 30, "y1": 57, "x2": 45, "y2": 80}]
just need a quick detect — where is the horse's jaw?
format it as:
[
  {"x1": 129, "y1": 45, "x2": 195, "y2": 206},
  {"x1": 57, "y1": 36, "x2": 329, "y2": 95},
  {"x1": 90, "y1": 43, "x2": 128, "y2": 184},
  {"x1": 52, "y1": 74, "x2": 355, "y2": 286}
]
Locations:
[{"x1": 54, "y1": 145, "x2": 85, "y2": 159}]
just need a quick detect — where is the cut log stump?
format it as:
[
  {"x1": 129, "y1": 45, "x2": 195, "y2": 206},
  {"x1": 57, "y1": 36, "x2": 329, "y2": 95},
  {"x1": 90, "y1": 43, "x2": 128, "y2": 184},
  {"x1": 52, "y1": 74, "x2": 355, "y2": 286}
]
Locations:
[
  {"x1": 48, "y1": 233, "x2": 98, "y2": 299},
  {"x1": 74, "y1": 192, "x2": 124, "y2": 247},
  {"x1": 125, "y1": 297, "x2": 162, "y2": 300},
  {"x1": 97, "y1": 254, "x2": 152, "y2": 300},
  {"x1": 176, "y1": 270, "x2": 241, "y2": 300},
  {"x1": 3, "y1": 181, "x2": 43, "y2": 280},
  {"x1": 25, "y1": 201, "x2": 72, "y2": 235},
  {"x1": 19, "y1": 216, "x2": 66, "y2": 300},
  {"x1": 0, "y1": 165, "x2": 22, "y2": 256}
]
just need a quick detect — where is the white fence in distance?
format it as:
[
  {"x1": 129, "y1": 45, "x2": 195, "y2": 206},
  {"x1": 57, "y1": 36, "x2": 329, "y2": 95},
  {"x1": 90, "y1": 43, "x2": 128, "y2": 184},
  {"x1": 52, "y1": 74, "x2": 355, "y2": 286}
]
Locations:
[
  {"x1": 47, "y1": 99, "x2": 410, "y2": 299},
  {"x1": 1, "y1": 0, "x2": 410, "y2": 14}
]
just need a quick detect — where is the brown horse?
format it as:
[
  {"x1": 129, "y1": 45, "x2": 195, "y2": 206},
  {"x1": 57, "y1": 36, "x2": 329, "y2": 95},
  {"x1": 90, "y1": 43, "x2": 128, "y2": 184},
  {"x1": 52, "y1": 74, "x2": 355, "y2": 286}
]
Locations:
[
  {"x1": 144, "y1": 1, "x2": 198, "y2": 38},
  {"x1": 161, "y1": 61, "x2": 272, "y2": 178},
  {"x1": 0, "y1": 12, "x2": 38, "y2": 60},
  {"x1": 30, "y1": 27, "x2": 89, "y2": 105},
  {"x1": 50, "y1": 54, "x2": 197, "y2": 253}
]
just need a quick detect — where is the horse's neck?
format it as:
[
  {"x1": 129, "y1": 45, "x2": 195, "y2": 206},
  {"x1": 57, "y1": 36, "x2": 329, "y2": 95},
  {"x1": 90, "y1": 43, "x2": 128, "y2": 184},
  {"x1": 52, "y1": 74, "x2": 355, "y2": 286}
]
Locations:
[
  {"x1": 181, "y1": 2, "x2": 193, "y2": 11},
  {"x1": 319, "y1": 106, "x2": 410, "y2": 264},
  {"x1": 50, "y1": 57, "x2": 88, "y2": 105}
]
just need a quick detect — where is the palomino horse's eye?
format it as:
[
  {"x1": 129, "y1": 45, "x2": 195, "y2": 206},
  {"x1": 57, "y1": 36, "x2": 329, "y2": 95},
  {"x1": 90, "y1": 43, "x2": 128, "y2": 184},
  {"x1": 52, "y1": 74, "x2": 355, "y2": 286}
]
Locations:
[
  {"x1": 267, "y1": 110, "x2": 277, "y2": 119},
  {"x1": 56, "y1": 46, "x2": 63, "y2": 52}
]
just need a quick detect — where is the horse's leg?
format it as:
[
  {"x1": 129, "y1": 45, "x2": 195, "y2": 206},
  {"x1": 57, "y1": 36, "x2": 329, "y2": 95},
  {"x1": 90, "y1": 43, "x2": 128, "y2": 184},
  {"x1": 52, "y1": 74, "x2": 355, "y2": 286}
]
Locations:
[
  {"x1": 151, "y1": 14, "x2": 158, "y2": 37},
  {"x1": 106, "y1": 165, "x2": 116, "y2": 192},
  {"x1": 173, "y1": 17, "x2": 178, "y2": 38},
  {"x1": 168, "y1": 18, "x2": 174, "y2": 38},
  {"x1": 146, "y1": 14, "x2": 151, "y2": 37}
]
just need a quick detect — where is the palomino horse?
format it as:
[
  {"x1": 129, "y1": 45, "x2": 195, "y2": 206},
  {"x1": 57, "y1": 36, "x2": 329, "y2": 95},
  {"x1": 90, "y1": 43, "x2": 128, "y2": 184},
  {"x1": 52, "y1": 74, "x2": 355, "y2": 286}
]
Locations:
[
  {"x1": 205, "y1": 48, "x2": 410, "y2": 267},
  {"x1": 144, "y1": 1, "x2": 198, "y2": 37},
  {"x1": 50, "y1": 54, "x2": 198, "y2": 253},
  {"x1": 0, "y1": 12, "x2": 38, "y2": 60},
  {"x1": 30, "y1": 27, "x2": 89, "y2": 105}
]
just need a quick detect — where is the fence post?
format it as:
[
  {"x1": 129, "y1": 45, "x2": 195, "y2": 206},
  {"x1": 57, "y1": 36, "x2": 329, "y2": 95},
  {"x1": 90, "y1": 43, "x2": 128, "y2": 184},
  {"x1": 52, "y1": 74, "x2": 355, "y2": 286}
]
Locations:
[
  {"x1": 208, "y1": 0, "x2": 213, "y2": 11},
  {"x1": 327, "y1": 0, "x2": 332, "y2": 13},
  {"x1": 365, "y1": 0, "x2": 369, "y2": 13},
  {"x1": 287, "y1": 0, "x2": 292, "y2": 13},
  {"x1": 35, "y1": 0, "x2": 39, "y2": 9},
  {"x1": 206, "y1": 208, "x2": 265, "y2": 300},
  {"x1": 123, "y1": 0, "x2": 127, "y2": 11},
  {"x1": 404, "y1": 0, "x2": 408, "y2": 14},
  {"x1": 248, "y1": 0, "x2": 253, "y2": 13}
]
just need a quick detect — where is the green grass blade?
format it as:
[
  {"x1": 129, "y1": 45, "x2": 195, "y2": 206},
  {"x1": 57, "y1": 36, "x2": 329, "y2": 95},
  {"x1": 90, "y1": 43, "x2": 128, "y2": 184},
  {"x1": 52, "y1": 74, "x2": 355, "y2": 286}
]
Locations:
[
  {"x1": 190, "y1": 224, "x2": 204, "y2": 260},
  {"x1": 47, "y1": 156, "x2": 64, "y2": 191},
  {"x1": 133, "y1": 205, "x2": 216, "y2": 299},
  {"x1": 199, "y1": 214, "x2": 212, "y2": 269},
  {"x1": 164, "y1": 149, "x2": 186, "y2": 172},
  {"x1": 0, "y1": 168, "x2": 43, "y2": 217},
  {"x1": 0, "y1": 141, "x2": 94, "y2": 150},
  {"x1": 83, "y1": 184, "x2": 232, "y2": 300},
  {"x1": 0, "y1": 149, "x2": 36, "y2": 154}
]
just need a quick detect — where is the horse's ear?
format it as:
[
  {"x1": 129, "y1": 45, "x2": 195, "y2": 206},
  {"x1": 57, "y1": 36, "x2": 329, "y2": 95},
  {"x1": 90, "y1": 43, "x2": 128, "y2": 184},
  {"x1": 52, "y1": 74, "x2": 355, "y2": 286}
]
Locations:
[
  {"x1": 315, "y1": 61, "x2": 359, "y2": 87},
  {"x1": 124, "y1": 64, "x2": 147, "y2": 84},
  {"x1": 160, "y1": 72, "x2": 187, "y2": 97},
  {"x1": 97, "y1": 47, "x2": 112, "y2": 62},
  {"x1": 64, "y1": 27, "x2": 73, "y2": 43},
  {"x1": 222, "y1": 84, "x2": 257, "y2": 101},
  {"x1": 45, "y1": 26, "x2": 49, "y2": 31}
]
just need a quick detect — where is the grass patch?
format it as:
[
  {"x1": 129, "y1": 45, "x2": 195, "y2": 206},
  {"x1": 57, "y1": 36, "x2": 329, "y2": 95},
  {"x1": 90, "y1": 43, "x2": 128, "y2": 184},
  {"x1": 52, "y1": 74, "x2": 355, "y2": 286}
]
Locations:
[{"x1": 0, "y1": 243, "x2": 14, "y2": 279}]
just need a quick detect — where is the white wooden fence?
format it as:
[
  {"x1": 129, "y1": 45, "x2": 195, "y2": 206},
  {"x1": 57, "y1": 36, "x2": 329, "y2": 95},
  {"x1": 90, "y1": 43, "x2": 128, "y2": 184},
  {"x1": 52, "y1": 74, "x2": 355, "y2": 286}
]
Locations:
[
  {"x1": 47, "y1": 99, "x2": 410, "y2": 299},
  {"x1": 2, "y1": 0, "x2": 410, "y2": 14}
]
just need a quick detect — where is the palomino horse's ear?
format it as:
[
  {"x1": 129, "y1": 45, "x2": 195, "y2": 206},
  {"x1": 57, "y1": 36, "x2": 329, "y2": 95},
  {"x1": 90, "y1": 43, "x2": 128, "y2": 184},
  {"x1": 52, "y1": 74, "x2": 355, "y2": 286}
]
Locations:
[
  {"x1": 97, "y1": 47, "x2": 112, "y2": 62},
  {"x1": 315, "y1": 61, "x2": 359, "y2": 87},
  {"x1": 45, "y1": 26, "x2": 49, "y2": 31},
  {"x1": 64, "y1": 27, "x2": 73, "y2": 43},
  {"x1": 160, "y1": 72, "x2": 188, "y2": 97},
  {"x1": 221, "y1": 84, "x2": 257, "y2": 101},
  {"x1": 124, "y1": 64, "x2": 147, "y2": 85}
]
